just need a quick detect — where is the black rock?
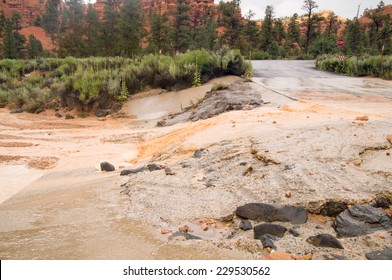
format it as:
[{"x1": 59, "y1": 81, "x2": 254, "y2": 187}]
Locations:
[
  {"x1": 239, "y1": 162, "x2": 247, "y2": 166},
  {"x1": 100, "y1": 162, "x2": 115, "y2": 172},
  {"x1": 156, "y1": 120, "x2": 167, "y2": 127},
  {"x1": 236, "y1": 203, "x2": 308, "y2": 224},
  {"x1": 95, "y1": 109, "x2": 109, "y2": 118},
  {"x1": 306, "y1": 234, "x2": 344, "y2": 249},
  {"x1": 147, "y1": 163, "x2": 162, "y2": 171},
  {"x1": 239, "y1": 220, "x2": 253, "y2": 231},
  {"x1": 365, "y1": 247, "x2": 392, "y2": 260},
  {"x1": 120, "y1": 167, "x2": 146, "y2": 176},
  {"x1": 65, "y1": 114, "x2": 75, "y2": 119},
  {"x1": 289, "y1": 228, "x2": 300, "y2": 237},
  {"x1": 193, "y1": 149, "x2": 208, "y2": 158},
  {"x1": 320, "y1": 201, "x2": 347, "y2": 217},
  {"x1": 10, "y1": 108, "x2": 23, "y2": 114},
  {"x1": 373, "y1": 197, "x2": 391, "y2": 209},
  {"x1": 334, "y1": 205, "x2": 392, "y2": 237},
  {"x1": 169, "y1": 231, "x2": 203, "y2": 241},
  {"x1": 120, "y1": 189, "x2": 130, "y2": 195},
  {"x1": 55, "y1": 112, "x2": 62, "y2": 118},
  {"x1": 260, "y1": 234, "x2": 277, "y2": 249},
  {"x1": 254, "y1": 223, "x2": 287, "y2": 239},
  {"x1": 164, "y1": 166, "x2": 175, "y2": 175}
]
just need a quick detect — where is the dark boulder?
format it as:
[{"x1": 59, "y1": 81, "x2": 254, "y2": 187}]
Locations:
[
  {"x1": 147, "y1": 163, "x2": 162, "y2": 171},
  {"x1": 365, "y1": 247, "x2": 392, "y2": 260},
  {"x1": 120, "y1": 167, "x2": 146, "y2": 176},
  {"x1": 334, "y1": 205, "x2": 392, "y2": 237},
  {"x1": 320, "y1": 201, "x2": 347, "y2": 217},
  {"x1": 100, "y1": 162, "x2": 115, "y2": 172},
  {"x1": 236, "y1": 203, "x2": 308, "y2": 224},
  {"x1": 289, "y1": 228, "x2": 300, "y2": 237},
  {"x1": 372, "y1": 197, "x2": 391, "y2": 209},
  {"x1": 193, "y1": 149, "x2": 208, "y2": 158},
  {"x1": 10, "y1": 108, "x2": 23, "y2": 114},
  {"x1": 254, "y1": 223, "x2": 287, "y2": 239},
  {"x1": 95, "y1": 109, "x2": 109, "y2": 118},
  {"x1": 55, "y1": 112, "x2": 63, "y2": 118},
  {"x1": 156, "y1": 120, "x2": 167, "y2": 127},
  {"x1": 306, "y1": 234, "x2": 344, "y2": 249},
  {"x1": 239, "y1": 220, "x2": 253, "y2": 231},
  {"x1": 65, "y1": 114, "x2": 75, "y2": 119}
]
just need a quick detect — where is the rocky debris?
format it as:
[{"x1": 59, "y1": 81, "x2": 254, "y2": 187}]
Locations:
[
  {"x1": 179, "y1": 225, "x2": 190, "y2": 232},
  {"x1": 120, "y1": 167, "x2": 146, "y2": 176},
  {"x1": 320, "y1": 201, "x2": 348, "y2": 217},
  {"x1": 356, "y1": 116, "x2": 369, "y2": 121},
  {"x1": 236, "y1": 203, "x2": 308, "y2": 224},
  {"x1": 254, "y1": 223, "x2": 287, "y2": 239},
  {"x1": 147, "y1": 163, "x2": 162, "y2": 171},
  {"x1": 65, "y1": 114, "x2": 75, "y2": 119},
  {"x1": 260, "y1": 234, "x2": 277, "y2": 249},
  {"x1": 365, "y1": 247, "x2": 392, "y2": 260},
  {"x1": 285, "y1": 191, "x2": 292, "y2": 198},
  {"x1": 387, "y1": 135, "x2": 392, "y2": 144},
  {"x1": 306, "y1": 234, "x2": 344, "y2": 249},
  {"x1": 239, "y1": 220, "x2": 253, "y2": 231},
  {"x1": 55, "y1": 112, "x2": 62, "y2": 118},
  {"x1": 193, "y1": 148, "x2": 209, "y2": 158},
  {"x1": 262, "y1": 252, "x2": 304, "y2": 260},
  {"x1": 10, "y1": 108, "x2": 23, "y2": 114},
  {"x1": 334, "y1": 205, "x2": 392, "y2": 237},
  {"x1": 323, "y1": 254, "x2": 348, "y2": 260},
  {"x1": 160, "y1": 229, "x2": 172, "y2": 235},
  {"x1": 164, "y1": 166, "x2": 175, "y2": 175},
  {"x1": 242, "y1": 166, "x2": 253, "y2": 176},
  {"x1": 372, "y1": 197, "x2": 391, "y2": 209},
  {"x1": 100, "y1": 162, "x2": 115, "y2": 172},
  {"x1": 95, "y1": 109, "x2": 109, "y2": 118}
]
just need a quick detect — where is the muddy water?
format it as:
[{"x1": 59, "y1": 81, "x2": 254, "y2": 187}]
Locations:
[{"x1": 122, "y1": 76, "x2": 241, "y2": 123}]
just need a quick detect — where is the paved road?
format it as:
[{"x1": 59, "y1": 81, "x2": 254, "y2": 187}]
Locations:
[{"x1": 252, "y1": 60, "x2": 392, "y2": 100}]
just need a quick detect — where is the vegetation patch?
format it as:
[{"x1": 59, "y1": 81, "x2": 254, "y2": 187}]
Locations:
[
  {"x1": 0, "y1": 49, "x2": 246, "y2": 113},
  {"x1": 316, "y1": 54, "x2": 392, "y2": 80}
]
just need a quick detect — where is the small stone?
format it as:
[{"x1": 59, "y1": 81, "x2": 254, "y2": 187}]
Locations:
[
  {"x1": 55, "y1": 112, "x2": 62, "y2": 118},
  {"x1": 365, "y1": 247, "x2": 392, "y2": 260},
  {"x1": 147, "y1": 163, "x2": 162, "y2": 171},
  {"x1": 260, "y1": 234, "x2": 277, "y2": 249},
  {"x1": 242, "y1": 166, "x2": 253, "y2": 176},
  {"x1": 239, "y1": 162, "x2": 247, "y2": 166},
  {"x1": 100, "y1": 162, "x2": 115, "y2": 172},
  {"x1": 239, "y1": 220, "x2": 253, "y2": 231},
  {"x1": 303, "y1": 253, "x2": 313, "y2": 260},
  {"x1": 387, "y1": 152, "x2": 391, "y2": 156},
  {"x1": 254, "y1": 223, "x2": 287, "y2": 239},
  {"x1": 263, "y1": 252, "x2": 296, "y2": 260},
  {"x1": 161, "y1": 229, "x2": 172, "y2": 235},
  {"x1": 306, "y1": 234, "x2": 344, "y2": 249},
  {"x1": 273, "y1": 121, "x2": 277, "y2": 124},
  {"x1": 285, "y1": 191, "x2": 292, "y2": 198},
  {"x1": 65, "y1": 114, "x2": 75, "y2": 119},
  {"x1": 164, "y1": 166, "x2": 175, "y2": 175},
  {"x1": 10, "y1": 108, "x2": 23, "y2": 114},
  {"x1": 373, "y1": 197, "x2": 391, "y2": 209},
  {"x1": 289, "y1": 228, "x2": 300, "y2": 237},
  {"x1": 353, "y1": 159, "x2": 362, "y2": 166},
  {"x1": 320, "y1": 201, "x2": 347, "y2": 217},
  {"x1": 386, "y1": 135, "x2": 392, "y2": 144},
  {"x1": 356, "y1": 116, "x2": 369, "y2": 121},
  {"x1": 120, "y1": 189, "x2": 130, "y2": 195},
  {"x1": 157, "y1": 120, "x2": 166, "y2": 127},
  {"x1": 179, "y1": 225, "x2": 190, "y2": 232},
  {"x1": 201, "y1": 224, "x2": 209, "y2": 231},
  {"x1": 324, "y1": 254, "x2": 348, "y2": 260},
  {"x1": 193, "y1": 149, "x2": 208, "y2": 158}
]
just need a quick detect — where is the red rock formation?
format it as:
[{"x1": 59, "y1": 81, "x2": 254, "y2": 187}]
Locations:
[{"x1": 0, "y1": 0, "x2": 47, "y2": 27}]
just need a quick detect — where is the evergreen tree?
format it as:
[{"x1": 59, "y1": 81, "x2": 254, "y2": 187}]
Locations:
[
  {"x1": 242, "y1": 10, "x2": 260, "y2": 53},
  {"x1": 2, "y1": 15, "x2": 26, "y2": 59},
  {"x1": 148, "y1": 10, "x2": 171, "y2": 53},
  {"x1": 302, "y1": 0, "x2": 319, "y2": 53},
  {"x1": 218, "y1": 0, "x2": 243, "y2": 49},
  {"x1": 260, "y1": 5, "x2": 274, "y2": 52},
  {"x1": 192, "y1": 6, "x2": 217, "y2": 50},
  {"x1": 26, "y1": 34, "x2": 44, "y2": 58},
  {"x1": 42, "y1": 0, "x2": 61, "y2": 45},
  {"x1": 324, "y1": 11, "x2": 340, "y2": 38},
  {"x1": 118, "y1": 0, "x2": 144, "y2": 56},
  {"x1": 343, "y1": 19, "x2": 365, "y2": 55},
  {"x1": 86, "y1": 4, "x2": 102, "y2": 56},
  {"x1": 101, "y1": 0, "x2": 121, "y2": 56},
  {"x1": 365, "y1": 1, "x2": 391, "y2": 54},
  {"x1": 59, "y1": 0, "x2": 86, "y2": 57},
  {"x1": 286, "y1": 13, "x2": 301, "y2": 55},
  {"x1": 172, "y1": 0, "x2": 192, "y2": 53}
]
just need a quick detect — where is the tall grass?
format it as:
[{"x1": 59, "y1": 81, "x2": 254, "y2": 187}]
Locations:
[
  {"x1": 0, "y1": 49, "x2": 247, "y2": 113},
  {"x1": 316, "y1": 54, "x2": 392, "y2": 80}
]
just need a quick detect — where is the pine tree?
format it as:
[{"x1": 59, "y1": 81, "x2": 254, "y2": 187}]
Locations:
[
  {"x1": 302, "y1": 0, "x2": 319, "y2": 54},
  {"x1": 42, "y1": 0, "x2": 61, "y2": 45},
  {"x1": 218, "y1": 0, "x2": 243, "y2": 49},
  {"x1": 26, "y1": 34, "x2": 44, "y2": 58},
  {"x1": 101, "y1": 0, "x2": 121, "y2": 56},
  {"x1": 118, "y1": 0, "x2": 144, "y2": 56},
  {"x1": 148, "y1": 10, "x2": 171, "y2": 53},
  {"x1": 172, "y1": 0, "x2": 192, "y2": 53},
  {"x1": 2, "y1": 15, "x2": 26, "y2": 59},
  {"x1": 365, "y1": 1, "x2": 391, "y2": 54},
  {"x1": 260, "y1": 6, "x2": 274, "y2": 52},
  {"x1": 242, "y1": 10, "x2": 260, "y2": 53},
  {"x1": 343, "y1": 19, "x2": 365, "y2": 55},
  {"x1": 86, "y1": 4, "x2": 102, "y2": 56},
  {"x1": 192, "y1": 6, "x2": 217, "y2": 50}
]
